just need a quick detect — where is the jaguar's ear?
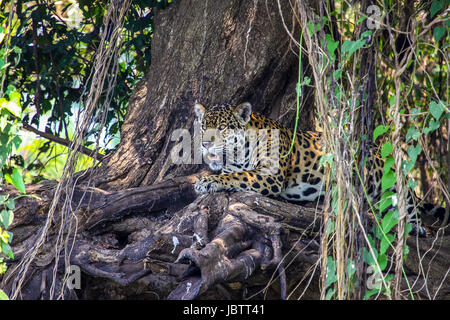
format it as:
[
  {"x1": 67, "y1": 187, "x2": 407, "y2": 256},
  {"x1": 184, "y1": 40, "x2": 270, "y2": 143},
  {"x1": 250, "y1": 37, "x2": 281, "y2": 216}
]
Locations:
[
  {"x1": 234, "y1": 102, "x2": 252, "y2": 124},
  {"x1": 194, "y1": 103, "x2": 206, "y2": 121}
]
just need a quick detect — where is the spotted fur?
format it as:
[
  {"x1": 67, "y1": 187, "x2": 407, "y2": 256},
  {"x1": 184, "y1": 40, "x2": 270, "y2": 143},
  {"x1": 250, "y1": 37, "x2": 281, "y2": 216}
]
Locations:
[{"x1": 194, "y1": 102, "x2": 427, "y2": 236}]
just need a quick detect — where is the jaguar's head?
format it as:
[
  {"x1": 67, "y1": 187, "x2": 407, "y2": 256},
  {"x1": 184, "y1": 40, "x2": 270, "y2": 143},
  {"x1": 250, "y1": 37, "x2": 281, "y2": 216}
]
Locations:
[{"x1": 194, "y1": 102, "x2": 252, "y2": 171}]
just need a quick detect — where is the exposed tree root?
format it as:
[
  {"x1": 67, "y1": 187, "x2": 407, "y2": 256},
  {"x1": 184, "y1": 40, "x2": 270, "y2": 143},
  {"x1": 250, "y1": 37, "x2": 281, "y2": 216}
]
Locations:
[{"x1": 1, "y1": 176, "x2": 449, "y2": 299}]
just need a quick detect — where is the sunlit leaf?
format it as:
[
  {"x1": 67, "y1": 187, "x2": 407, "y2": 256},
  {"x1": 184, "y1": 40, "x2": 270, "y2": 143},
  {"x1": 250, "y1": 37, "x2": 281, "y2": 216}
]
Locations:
[
  {"x1": 0, "y1": 210, "x2": 13, "y2": 229},
  {"x1": 4, "y1": 168, "x2": 26, "y2": 194},
  {"x1": 382, "y1": 170, "x2": 396, "y2": 192},
  {"x1": 381, "y1": 142, "x2": 393, "y2": 158},
  {"x1": 405, "y1": 127, "x2": 420, "y2": 142},
  {"x1": 379, "y1": 191, "x2": 395, "y2": 213},
  {"x1": 433, "y1": 26, "x2": 446, "y2": 42},
  {"x1": 373, "y1": 125, "x2": 389, "y2": 142},
  {"x1": 430, "y1": 0, "x2": 443, "y2": 18},
  {"x1": 0, "y1": 289, "x2": 8, "y2": 300},
  {"x1": 381, "y1": 211, "x2": 398, "y2": 234},
  {"x1": 429, "y1": 100, "x2": 445, "y2": 120},
  {"x1": 1, "y1": 242, "x2": 13, "y2": 259},
  {"x1": 380, "y1": 233, "x2": 395, "y2": 255}
]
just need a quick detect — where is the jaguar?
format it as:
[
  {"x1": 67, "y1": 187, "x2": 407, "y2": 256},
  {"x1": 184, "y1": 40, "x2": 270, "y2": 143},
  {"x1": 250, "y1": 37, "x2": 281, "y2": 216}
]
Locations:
[{"x1": 193, "y1": 102, "x2": 431, "y2": 236}]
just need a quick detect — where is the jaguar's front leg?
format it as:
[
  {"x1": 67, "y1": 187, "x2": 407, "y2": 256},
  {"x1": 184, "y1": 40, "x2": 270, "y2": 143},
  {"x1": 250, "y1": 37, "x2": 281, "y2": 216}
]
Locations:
[{"x1": 194, "y1": 168, "x2": 285, "y2": 196}]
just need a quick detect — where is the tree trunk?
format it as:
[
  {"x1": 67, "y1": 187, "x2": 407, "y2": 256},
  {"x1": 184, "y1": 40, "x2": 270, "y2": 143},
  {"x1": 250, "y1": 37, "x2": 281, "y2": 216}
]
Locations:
[
  {"x1": 1, "y1": 0, "x2": 449, "y2": 300},
  {"x1": 91, "y1": 0, "x2": 315, "y2": 191}
]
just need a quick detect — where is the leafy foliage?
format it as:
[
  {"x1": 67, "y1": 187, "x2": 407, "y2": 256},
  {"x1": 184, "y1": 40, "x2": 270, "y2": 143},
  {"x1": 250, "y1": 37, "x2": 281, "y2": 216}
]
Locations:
[{"x1": 306, "y1": 0, "x2": 449, "y2": 300}]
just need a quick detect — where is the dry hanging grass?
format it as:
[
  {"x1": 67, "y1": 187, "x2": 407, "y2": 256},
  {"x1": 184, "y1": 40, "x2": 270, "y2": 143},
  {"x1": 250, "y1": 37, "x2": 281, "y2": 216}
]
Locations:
[{"x1": 5, "y1": 0, "x2": 131, "y2": 299}]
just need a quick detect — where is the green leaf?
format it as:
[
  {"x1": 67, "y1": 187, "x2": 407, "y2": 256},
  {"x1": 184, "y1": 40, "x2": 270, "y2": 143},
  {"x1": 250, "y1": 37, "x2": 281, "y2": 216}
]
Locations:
[
  {"x1": 307, "y1": 21, "x2": 315, "y2": 35},
  {"x1": 405, "y1": 222, "x2": 413, "y2": 236},
  {"x1": 319, "y1": 153, "x2": 334, "y2": 168},
  {"x1": 360, "y1": 30, "x2": 373, "y2": 39},
  {"x1": 379, "y1": 191, "x2": 395, "y2": 213},
  {"x1": 326, "y1": 34, "x2": 339, "y2": 61},
  {"x1": 333, "y1": 68, "x2": 342, "y2": 81},
  {"x1": 364, "y1": 288, "x2": 380, "y2": 300},
  {"x1": 403, "y1": 243, "x2": 410, "y2": 259},
  {"x1": 389, "y1": 96, "x2": 396, "y2": 107},
  {"x1": 383, "y1": 156, "x2": 395, "y2": 172},
  {"x1": 381, "y1": 142, "x2": 393, "y2": 158},
  {"x1": 315, "y1": 23, "x2": 322, "y2": 32},
  {"x1": 407, "y1": 179, "x2": 418, "y2": 190},
  {"x1": 1, "y1": 243, "x2": 13, "y2": 259},
  {"x1": 0, "y1": 210, "x2": 13, "y2": 229},
  {"x1": 363, "y1": 246, "x2": 377, "y2": 265},
  {"x1": 302, "y1": 76, "x2": 311, "y2": 86},
  {"x1": 424, "y1": 119, "x2": 441, "y2": 134},
  {"x1": 5, "y1": 198, "x2": 14, "y2": 210},
  {"x1": 11, "y1": 135, "x2": 22, "y2": 150},
  {"x1": 357, "y1": 16, "x2": 367, "y2": 24},
  {"x1": 373, "y1": 125, "x2": 389, "y2": 142},
  {"x1": 327, "y1": 220, "x2": 335, "y2": 235},
  {"x1": 6, "y1": 231, "x2": 12, "y2": 243},
  {"x1": 429, "y1": 100, "x2": 445, "y2": 120},
  {"x1": 382, "y1": 170, "x2": 396, "y2": 192},
  {"x1": 406, "y1": 127, "x2": 420, "y2": 142},
  {"x1": 0, "y1": 289, "x2": 8, "y2": 300},
  {"x1": 404, "y1": 144, "x2": 422, "y2": 175},
  {"x1": 407, "y1": 144, "x2": 422, "y2": 159},
  {"x1": 0, "y1": 99, "x2": 21, "y2": 117},
  {"x1": 377, "y1": 253, "x2": 388, "y2": 271},
  {"x1": 433, "y1": 26, "x2": 446, "y2": 42},
  {"x1": 347, "y1": 259, "x2": 356, "y2": 278},
  {"x1": 411, "y1": 108, "x2": 423, "y2": 116},
  {"x1": 325, "y1": 287, "x2": 336, "y2": 300},
  {"x1": 430, "y1": 0, "x2": 443, "y2": 18},
  {"x1": 380, "y1": 233, "x2": 395, "y2": 255},
  {"x1": 341, "y1": 39, "x2": 366, "y2": 57},
  {"x1": 326, "y1": 257, "x2": 337, "y2": 288},
  {"x1": 0, "y1": 229, "x2": 10, "y2": 243},
  {"x1": 4, "y1": 168, "x2": 26, "y2": 194},
  {"x1": 9, "y1": 91, "x2": 21, "y2": 106},
  {"x1": 381, "y1": 211, "x2": 398, "y2": 234},
  {"x1": 12, "y1": 46, "x2": 21, "y2": 55}
]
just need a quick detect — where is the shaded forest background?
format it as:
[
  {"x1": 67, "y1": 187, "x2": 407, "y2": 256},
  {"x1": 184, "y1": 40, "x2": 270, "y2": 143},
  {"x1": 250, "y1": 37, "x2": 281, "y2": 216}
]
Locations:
[{"x1": 0, "y1": 0, "x2": 448, "y2": 300}]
